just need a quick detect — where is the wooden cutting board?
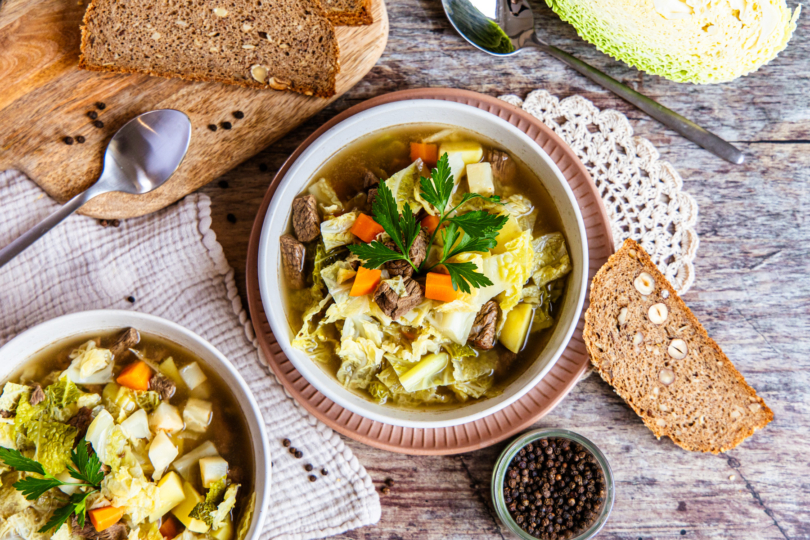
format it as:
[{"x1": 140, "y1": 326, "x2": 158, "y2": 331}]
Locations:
[{"x1": 0, "y1": 0, "x2": 388, "y2": 219}]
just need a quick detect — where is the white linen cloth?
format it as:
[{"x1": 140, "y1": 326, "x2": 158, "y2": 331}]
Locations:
[{"x1": 0, "y1": 169, "x2": 381, "y2": 540}]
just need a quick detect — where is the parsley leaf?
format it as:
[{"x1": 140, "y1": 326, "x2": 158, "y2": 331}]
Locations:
[
  {"x1": 444, "y1": 262, "x2": 495, "y2": 294},
  {"x1": 349, "y1": 241, "x2": 406, "y2": 269},
  {"x1": 448, "y1": 210, "x2": 508, "y2": 239},
  {"x1": 0, "y1": 447, "x2": 46, "y2": 476},
  {"x1": 369, "y1": 180, "x2": 405, "y2": 254},
  {"x1": 13, "y1": 476, "x2": 64, "y2": 501},
  {"x1": 68, "y1": 440, "x2": 104, "y2": 486},
  {"x1": 37, "y1": 498, "x2": 75, "y2": 533},
  {"x1": 418, "y1": 154, "x2": 454, "y2": 213}
]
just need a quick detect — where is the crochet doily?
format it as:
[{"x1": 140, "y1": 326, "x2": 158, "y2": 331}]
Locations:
[{"x1": 499, "y1": 90, "x2": 698, "y2": 294}]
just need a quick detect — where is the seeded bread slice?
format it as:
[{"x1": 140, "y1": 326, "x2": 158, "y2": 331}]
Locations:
[
  {"x1": 79, "y1": 0, "x2": 340, "y2": 98},
  {"x1": 321, "y1": 0, "x2": 373, "y2": 25},
  {"x1": 583, "y1": 239, "x2": 772, "y2": 453}
]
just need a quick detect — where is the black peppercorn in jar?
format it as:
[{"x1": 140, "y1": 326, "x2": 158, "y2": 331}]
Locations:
[{"x1": 491, "y1": 429, "x2": 614, "y2": 540}]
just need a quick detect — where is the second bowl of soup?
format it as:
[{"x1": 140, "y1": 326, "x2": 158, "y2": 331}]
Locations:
[{"x1": 258, "y1": 99, "x2": 589, "y2": 428}]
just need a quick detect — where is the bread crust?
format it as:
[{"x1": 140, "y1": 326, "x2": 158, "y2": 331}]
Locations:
[
  {"x1": 78, "y1": 0, "x2": 340, "y2": 99},
  {"x1": 584, "y1": 239, "x2": 773, "y2": 453},
  {"x1": 324, "y1": 0, "x2": 373, "y2": 26}
]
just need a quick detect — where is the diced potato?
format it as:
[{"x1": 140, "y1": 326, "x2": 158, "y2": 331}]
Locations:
[
  {"x1": 172, "y1": 481, "x2": 210, "y2": 533},
  {"x1": 190, "y1": 381, "x2": 213, "y2": 400},
  {"x1": 466, "y1": 162, "x2": 494, "y2": 197},
  {"x1": 499, "y1": 303, "x2": 534, "y2": 354},
  {"x1": 179, "y1": 362, "x2": 207, "y2": 391},
  {"x1": 183, "y1": 399, "x2": 213, "y2": 433},
  {"x1": 160, "y1": 357, "x2": 185, "y2": 387},
  {"x1": 172, "y1": 441, "x2": 220, "y2": 481},
  {"x1": 199, "y1": 456, "x2": 229, "y2": 488},
  {"x1": 120, "y1": 409, "x2": 150, "y2": 440},
  {"x1": 86, "y1": 409, "x2": 114, "y2": 463},
  {"x1": 149, "y1": 431, "x2": 179, "y2": 481},
  {"x1": 149, "y1": 471, "x2": 186, "y2": 522},
  {"x1": 438, "y1": 141, "x2": 483, "y2": 165},
  {"x1": 56, "y1": 468, "x2": 84, "y2": 495},
  {"x1": 149, "y1": 403, "x2": 184, "y2": 434},
  {"x1": 210, "y1": 515, "x2": 234, "y2": 540}
]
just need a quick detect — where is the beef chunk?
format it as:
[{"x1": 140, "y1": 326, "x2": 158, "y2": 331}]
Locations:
[
  {"x1": 362, "y1": 170, "x2": 379, "y2": 190},
  {"x1": 68, "y1": 407, "x2": 94, "y2": 444},
  {"x1": 292, "y1": 195, "x2": 321, "y2": 242},
  {"x1": 384, "y1": 227, "x2": 429, "y2": 278},
  {"x1": 108, "y1": 327, "x2": 140, "y2": 357},
  {"x1": 72, "y1": 515, "x2": 127, "y2": 540},
  {"x1": 468, "y1": 300, "x2": 499, "y2": 350},
  {"x1": 366, "y1": 187, "x2": 378, "y2": 210},
  {"x1": 374, "y1": 277, "x2": 424, "y2": 320},
  {"x1": 29, "y1": 385, "x2": 45, "y2": 406},
  {"x1": 486, "y1": 149, "x2": 516, "y2": 182},
  {"x1": 280, "y1": 234, "x2": 306, "y2": 289},
  {"x1": 149, "y1": 373, "x2": 176, "y2": 400},
  {"x1": 0, "y1": 410, "x2": 13, "y2": 419}
]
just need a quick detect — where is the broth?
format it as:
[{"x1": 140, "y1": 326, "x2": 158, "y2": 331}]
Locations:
[{"x1": 281, "y1": 124, "x2": 572, "y2": 410}]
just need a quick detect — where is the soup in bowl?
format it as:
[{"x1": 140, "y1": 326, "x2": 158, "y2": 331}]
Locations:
[
  {"x1": 258, "y1": 100, "x2": 588, "y2": 428},
  {"x1": 0, "y1": 311, "x2": 269, "y2": 540}
]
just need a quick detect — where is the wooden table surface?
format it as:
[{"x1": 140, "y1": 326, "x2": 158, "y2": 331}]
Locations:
[{"x1": 200, "y1": 1, "x2": 810, "y2": 538}]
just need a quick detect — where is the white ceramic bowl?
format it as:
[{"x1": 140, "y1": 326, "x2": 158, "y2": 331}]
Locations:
[
  {"x1": 258, "y1": 99, "x2": 588, "y2": 428},
  {"x1": 0, "y1": 310, "x2": 270, "y2": 540}
]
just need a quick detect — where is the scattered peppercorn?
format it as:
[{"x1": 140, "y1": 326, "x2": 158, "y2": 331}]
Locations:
[
  {"x1": 321, "y1": 468, "x2": 328, "y2": 476},
  {"x1": 221, "y1": 121, "x2": 232, "y2": 130},
  {"x1": 233, "y1": 111, "x2": 245, "y2": 119},
  {"x1": 288, "y1": 447, "x2": 296, "y2": 455},
  {"x1": 259, "y1": 163, "x2": 268, "y2": 172},
  {"x1": 282, "y1": 439, "x2": 291, "y2": 447},
  {"x1": 96, "y1": 102, "x2": 106, "y2": 110},
  {"x1": 380, "y1": 486, "x2": 390, "y2": 495},
  {"x1": 226, "y1": 213, "x2": 236, "y2": 224},
  {"x1": 76, "y1": 135, "x2": 86, "y2": 144},
  {"x1": 304, "y1": 464, "x2": 313, "y2": 472},
  {"x1": 126, "y1": 296, "x2": 136, "y2": 303},
  {"x1": 308, "y1": 475, "x2": 317, "y2": 482},
  {"x1": 93, "y1": 120, "x2": 104, "y2": 129},
  {"x1": 385, "y1": 478, "x2": 395, "y2": 487},
  {"x1": 87, "y1": 111, "x2": 98, "y2": 120},
  {"x1": 503, "y1": 437, "x2": 606, "y2": 540},
  {"x1": 218, "y1": 180, "x2": 229, "y2": 189},
  {"x1": 294, "y1": 450, "x2": 303, "y2": 459},
  {"x1": 680, "y1": 531, "x2": 687, "y2": 536},
  {"x1": 208, "y1": 124, "x2": 218, "y2": 132},
  {"x1": 63, "y1": 136, "x2": 74, "y2": 145}
]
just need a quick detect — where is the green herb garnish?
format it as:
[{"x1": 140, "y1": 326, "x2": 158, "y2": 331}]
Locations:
[
  {"x1": 349, "y1": 153, "x2": 507, "y2": 293},
  {"x1": 0, "y1": 439, "x2": 105, "y2": 533}
]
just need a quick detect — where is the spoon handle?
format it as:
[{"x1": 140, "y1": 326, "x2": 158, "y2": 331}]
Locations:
[
  {"x1": 0, "y1": 190, "x2": 95, "y2": 269},
  {"x1": 533, "y1": 41, "x2": 744, "y2": 165}
]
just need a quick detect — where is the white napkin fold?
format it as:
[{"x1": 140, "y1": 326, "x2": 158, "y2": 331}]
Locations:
[{"x1": 0, "y1": 170, "x2": 381, "y2": 540}]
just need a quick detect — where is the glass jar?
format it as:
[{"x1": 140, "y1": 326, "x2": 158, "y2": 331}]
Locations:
[{"x1": 491, "y1": 428, "x2": 615, "y2": 540}]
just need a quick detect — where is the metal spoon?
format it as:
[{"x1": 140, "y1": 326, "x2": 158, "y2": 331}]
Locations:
[
  {"x1": 442, "y1": 0, "x2": 745, "y2": 164},
  {"x1": 0, "y1": 109, "x2": 192, "y2": 269}
]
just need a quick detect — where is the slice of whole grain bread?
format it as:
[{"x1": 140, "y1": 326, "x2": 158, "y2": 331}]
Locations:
[
  {"x1": 321, "y1": 0, "x2": 373, "y2": 25},
  {"x1": 584, "y1": 239, "x2": 772, "y2": 453},
  {"x1": 79, "y1": 0, "x2": 340, "y2": 98}
]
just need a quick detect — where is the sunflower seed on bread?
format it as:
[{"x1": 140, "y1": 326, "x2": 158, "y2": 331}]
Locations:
[{"x1": 583, "y1": 239, "x2": 772, "y2": 453}]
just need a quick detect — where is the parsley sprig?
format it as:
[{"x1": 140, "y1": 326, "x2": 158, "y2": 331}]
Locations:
[
  {"x1": 348, "y1": 153, "x2": 507, "y2": 293},
  {"x1": 0, "y1": 439, "x2": 105, "y2": 533}
]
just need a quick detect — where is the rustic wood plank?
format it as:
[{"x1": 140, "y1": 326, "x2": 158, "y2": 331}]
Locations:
[{"x1": 204, "y1": 0, "x2": 810, "y2": 537}]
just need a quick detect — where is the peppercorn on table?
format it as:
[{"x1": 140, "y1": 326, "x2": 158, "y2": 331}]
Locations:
[{"x1": 201, "y1": 0, "x2": 810, "y2": 538}]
